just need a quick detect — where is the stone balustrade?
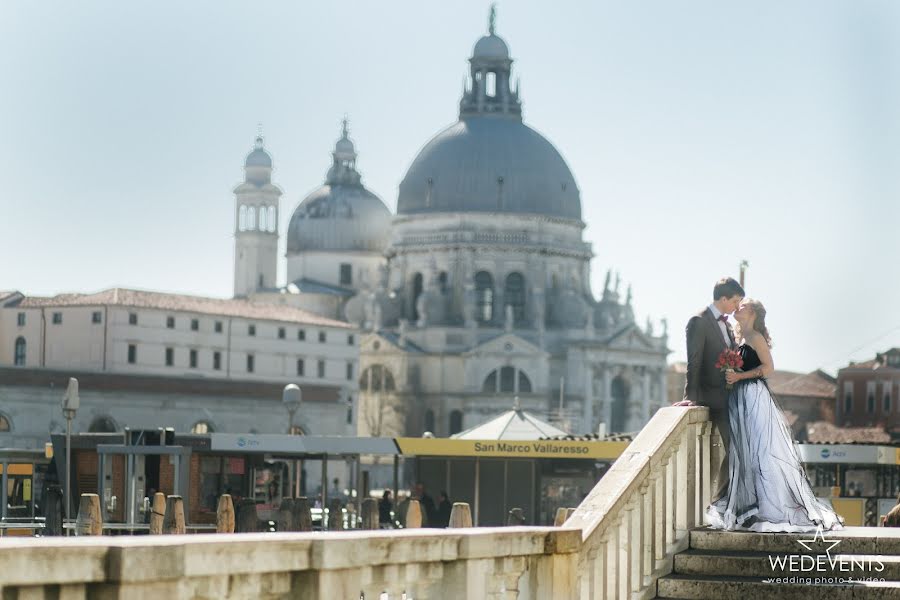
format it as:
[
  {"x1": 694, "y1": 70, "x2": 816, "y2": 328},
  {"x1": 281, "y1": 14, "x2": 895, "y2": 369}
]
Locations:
[
  {"x1": 0, "y1": 407, "x2": 712, "y2": 599},
  {"x1": 566, "y1": 406, "x2": 714, "y2": 599},
  {"x1": 0, "y1": 528, "x2": 579, "y2": 599}
]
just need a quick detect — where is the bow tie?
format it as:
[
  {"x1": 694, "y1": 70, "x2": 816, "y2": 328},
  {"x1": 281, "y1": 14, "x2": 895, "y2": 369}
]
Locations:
[{"x1": 717, "y1": 315, "x2": 729, "y2": 323}]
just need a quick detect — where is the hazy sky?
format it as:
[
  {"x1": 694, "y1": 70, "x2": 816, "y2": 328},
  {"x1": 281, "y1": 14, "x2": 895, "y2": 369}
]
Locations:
[{"x1": 2, "y1": 1, "x2": 898, "y2": 374}]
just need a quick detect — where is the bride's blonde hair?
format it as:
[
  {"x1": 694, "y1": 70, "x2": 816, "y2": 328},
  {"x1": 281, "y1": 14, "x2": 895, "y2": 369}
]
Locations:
[{"x1": 737, "y1": 298, "x2": 773, "y2": 348}]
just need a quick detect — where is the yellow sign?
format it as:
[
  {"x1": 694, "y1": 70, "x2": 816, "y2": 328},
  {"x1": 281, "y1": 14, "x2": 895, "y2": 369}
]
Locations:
[
  {"x1": 0, "y1": 463, "x2": 33, "y2": 475},
  {"x1": 831, "y1": 498, "x2": 865, "y2": 527},
  {"x1": 395, "y1": 438, "x2": 628, "y2": 459},
  {"x1": 23, "y1": 479, "x2": 31, "y2": 502},
  {"x1": 895, "y1": 448, "x2": 900, "y2": 465}
]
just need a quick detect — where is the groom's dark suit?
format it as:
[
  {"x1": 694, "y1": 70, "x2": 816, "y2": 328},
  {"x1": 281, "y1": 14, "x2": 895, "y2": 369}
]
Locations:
[{"x1": 683, "y1": 307, "x2": 735, "y2": 500}]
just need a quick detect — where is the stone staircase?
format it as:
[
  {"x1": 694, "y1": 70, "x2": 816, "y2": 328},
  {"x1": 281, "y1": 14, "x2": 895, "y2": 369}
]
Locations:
[{"x1": 656, "y1": 526, "x2": 900, "y2": 599}]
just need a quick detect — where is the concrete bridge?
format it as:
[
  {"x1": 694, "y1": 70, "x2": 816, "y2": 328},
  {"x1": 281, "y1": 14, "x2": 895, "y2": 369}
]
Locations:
[{"x1": 2, "y1": 407, "x2": 898, "y2": 599}]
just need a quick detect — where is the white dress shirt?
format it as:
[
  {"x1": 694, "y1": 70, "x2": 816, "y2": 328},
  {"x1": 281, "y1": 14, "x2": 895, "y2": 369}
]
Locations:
[{"x1": 708, "y1": 304, "x2": 732, "y2": 347}]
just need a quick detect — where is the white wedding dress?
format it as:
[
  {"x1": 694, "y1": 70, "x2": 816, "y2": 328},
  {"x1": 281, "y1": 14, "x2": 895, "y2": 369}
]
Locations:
[{"x1": 705, "y1": 344, "x2": 844, "y2": 533}]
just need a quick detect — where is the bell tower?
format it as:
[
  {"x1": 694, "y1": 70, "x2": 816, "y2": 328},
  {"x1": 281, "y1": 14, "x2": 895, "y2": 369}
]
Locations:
[{"x1": 233, "y1": 133, "x2": 282, "y2": 297}]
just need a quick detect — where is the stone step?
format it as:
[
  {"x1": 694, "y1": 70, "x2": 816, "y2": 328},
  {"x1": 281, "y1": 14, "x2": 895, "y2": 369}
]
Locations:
[
  {"x1": 674, "y1": 549, "x2": 900, "y2": 579},
  {"x1": 656, "y1": 573, "x2": 900, "y2": 599},
  {"x1": 690, "y1": 526, "x2": 900, "y2": 556}
]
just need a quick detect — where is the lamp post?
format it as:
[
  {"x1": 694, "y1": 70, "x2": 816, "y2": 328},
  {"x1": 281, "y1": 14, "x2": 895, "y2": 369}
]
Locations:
[
  {"x1": 61, "y1": 378, "x2": 80, "y2": 527},
  {"x1": 282, "y1": 384, "x2": 302, "y2": 497}
]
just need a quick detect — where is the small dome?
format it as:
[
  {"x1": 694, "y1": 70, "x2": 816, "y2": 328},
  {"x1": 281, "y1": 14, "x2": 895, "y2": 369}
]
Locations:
[
  {"x1": 335, "y1": 137, "x2": 355, "y2": 156},
  {"x1": 288, "y1": 118, "x2": 391, "y2": 253},
  {"x1": 287, "y1": 185, "x2": 391, "y2": 253},
  {"x1": 245, "y1": 135, "x2": 272, "y2": 168},
  {"x1": 473, "y1": 34, "x2": 509, "y2": 60}
]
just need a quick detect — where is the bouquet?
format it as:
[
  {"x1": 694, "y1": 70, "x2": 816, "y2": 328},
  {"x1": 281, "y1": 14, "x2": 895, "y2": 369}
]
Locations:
[{"x1": 716, "y1": 348, "x2": 744, "y2": 390}]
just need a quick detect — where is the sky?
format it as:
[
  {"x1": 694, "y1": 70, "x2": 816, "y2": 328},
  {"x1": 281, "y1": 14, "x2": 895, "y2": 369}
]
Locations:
[{"x1": 1, "y1": 1, "x2": 898, "y2": 374}]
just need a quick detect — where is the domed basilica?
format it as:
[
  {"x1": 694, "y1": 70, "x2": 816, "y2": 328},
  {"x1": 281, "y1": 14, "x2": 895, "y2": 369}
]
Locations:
[{"x1": 232, "y1": 14, "x2": 669, "y2": 437}]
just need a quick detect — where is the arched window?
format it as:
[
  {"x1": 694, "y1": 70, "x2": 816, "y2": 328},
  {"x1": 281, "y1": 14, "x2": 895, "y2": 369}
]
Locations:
[
  {"x1": 424, "y1": 409, "x2": 435, "y2": 433},
  {"x1": 238, "y1": 205, "x2": 247, "y2": 231},
  {"x1": 499, "y1": 366, "x2": 515, "y2": 392},
  {"x1": 482, "y1": 370, "x2": 497, "y2": 392},
  {"x1": 247, "y1": 206, "x2": 256, "y2": 230},
  {"x1": 482, "y1": 367, "x2": 533, "y2": 394},
  {"x1": 504, "y1": 272, "x2": 526, "y2": 324},
  {"x1": 411, "y1": 273, "x2": 423, "y2": 321},
  {"x1": 0, "y1": 413, "x2": 11, "y2": 432},
  {"x1": 610, "y1": 376, "x2": 629, "y2": 433},
  {"x1": 518, "y1": 371, "x2": 532, "y2": 393},
  {"x1": 449, "y1": 410, "x2": 463, "y2": 435},
  {"x1": 14, "y1": 336, "x2": 25, "y2": 366},
  {"x1": 486, "y1": 71, "x2": 497, "y2": 97},
  {"x1": 475, "y1": 271, "x2": 494, "y2": 323},
  {"x1": 268, "y1": 206, "x2": 277, "y2": 232},
  {"x1": 359, "y1": 364, "x2": 396, "y2": 392},
  {"x1": 191, "y1": 421, "x2": 215, "y2": 434},
  {"x1": 88, "y1": 416, "x2": 118, "y2": 433}
]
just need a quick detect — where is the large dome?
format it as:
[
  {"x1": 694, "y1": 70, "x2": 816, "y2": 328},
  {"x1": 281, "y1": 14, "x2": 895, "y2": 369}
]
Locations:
[
  {"x1": 397, "y1": 116, "x2": 581, "y2": 220},
  {"x1": 287, "y1": 184, "x2": 391, "y2": 253}
]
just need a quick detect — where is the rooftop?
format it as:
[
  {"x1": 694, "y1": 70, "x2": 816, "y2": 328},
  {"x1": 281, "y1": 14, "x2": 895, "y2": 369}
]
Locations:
[{"x1": 8, "y1": 288, "x2": 352, "y2": 329}]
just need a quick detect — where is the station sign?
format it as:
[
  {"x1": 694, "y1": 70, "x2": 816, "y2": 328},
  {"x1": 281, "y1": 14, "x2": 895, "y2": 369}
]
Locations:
[
  {"x1": 395, "y1": 438, "x2": 627, "y2": 459},
  {"x1": 797, "y1": 444, "x2": 882, "y2": 464}
]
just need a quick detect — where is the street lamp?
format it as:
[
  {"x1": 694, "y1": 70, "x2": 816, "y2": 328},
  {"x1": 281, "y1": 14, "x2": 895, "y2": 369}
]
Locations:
[
  {"x1": 283, "y1": 383, "x2": 302, "y2": 433},
  {"x1": 61, "y1": 378, "x2": 79, "y2": 526},
  {"x1": 282, "y1": 384, "x2": 302, "y2": 497}
]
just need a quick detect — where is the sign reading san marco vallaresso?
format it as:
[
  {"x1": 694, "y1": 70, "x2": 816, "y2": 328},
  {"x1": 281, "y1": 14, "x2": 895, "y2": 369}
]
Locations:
[{"x1": 394, "y1": 438, "x2": 628, "y2": 459}]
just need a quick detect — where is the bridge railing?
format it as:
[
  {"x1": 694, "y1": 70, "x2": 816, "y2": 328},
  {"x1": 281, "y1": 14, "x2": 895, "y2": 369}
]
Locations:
[
  {"x1": 0, "y1": 407, "x2": 713, "y2": 599},
  {"x1": 566, "y1": 406, "x2": 716, "y2": 600}
]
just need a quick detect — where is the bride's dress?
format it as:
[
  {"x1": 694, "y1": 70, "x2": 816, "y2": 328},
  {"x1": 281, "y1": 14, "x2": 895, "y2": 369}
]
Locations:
[{"x1": 706, "y1": 343, "x2": 844, "y2": 532}]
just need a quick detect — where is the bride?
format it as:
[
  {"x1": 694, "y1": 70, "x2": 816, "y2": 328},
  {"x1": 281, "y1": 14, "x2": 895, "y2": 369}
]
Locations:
[{"x1": 706, "y1": 298, "x2": 844, "y2": 532}]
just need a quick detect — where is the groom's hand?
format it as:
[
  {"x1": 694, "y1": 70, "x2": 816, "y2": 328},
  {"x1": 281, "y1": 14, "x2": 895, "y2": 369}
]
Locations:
[{"x1": 672, "y1": 400, "x2": 696, "y2": 407}]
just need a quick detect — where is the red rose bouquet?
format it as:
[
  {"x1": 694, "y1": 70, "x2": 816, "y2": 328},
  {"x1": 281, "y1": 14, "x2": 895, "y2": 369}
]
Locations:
[{"x1": 716, "y1": 348, "x2": 744, "y2": 390}]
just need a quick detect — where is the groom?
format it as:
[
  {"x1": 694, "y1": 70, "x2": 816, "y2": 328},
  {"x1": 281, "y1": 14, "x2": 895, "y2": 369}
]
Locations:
[{"x1": 675, "y1": 277, "x2": 745, "y2": 500}]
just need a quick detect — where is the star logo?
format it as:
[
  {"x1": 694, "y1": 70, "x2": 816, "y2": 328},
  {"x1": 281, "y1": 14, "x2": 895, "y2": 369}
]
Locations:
[{"x1": 796, "y1": 526, "x2": 841, "y2": 559}]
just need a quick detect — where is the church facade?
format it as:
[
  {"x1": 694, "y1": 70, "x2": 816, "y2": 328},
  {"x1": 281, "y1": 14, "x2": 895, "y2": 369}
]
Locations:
[{"x1": 273, "y1": 19, "x2": 670, "y2": 438}]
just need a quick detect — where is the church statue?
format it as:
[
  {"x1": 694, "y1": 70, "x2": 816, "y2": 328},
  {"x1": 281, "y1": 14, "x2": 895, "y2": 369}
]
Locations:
[
  {"x1": 531, "y1": 287, "x2": 545, "y2": 332},
  {"x1": 416, "y1": 290, "x2": 428, "y2": 328},
  {"x1": 373, "y1": 303, "x2": 383, "y2": 331}
]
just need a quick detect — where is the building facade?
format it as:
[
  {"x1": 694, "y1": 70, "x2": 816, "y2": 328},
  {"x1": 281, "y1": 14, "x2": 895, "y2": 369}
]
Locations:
[
  {"x1": 0, "y1": 289, "x2": 358, "y2": 438},
  {"x1": 836, "y1": 348, "x2": 900, "y2": 431}
]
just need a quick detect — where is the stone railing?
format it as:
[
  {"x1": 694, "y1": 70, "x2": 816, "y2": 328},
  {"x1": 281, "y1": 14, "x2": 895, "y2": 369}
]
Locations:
[
  {"x1": 566, "y1": 406, "x2": 715, "y2": 599},
  {"x1": 0, "y1": 527, "x2": 580, "y2": 599},
  {"x1": 0, "y1": 407, "x2": 712, "y2": 599}
]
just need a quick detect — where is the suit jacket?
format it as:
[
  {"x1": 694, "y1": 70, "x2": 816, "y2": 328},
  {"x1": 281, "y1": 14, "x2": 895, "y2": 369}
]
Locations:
[{"x1": 683, "y1": 307, "x2": 735, "y2": 412}]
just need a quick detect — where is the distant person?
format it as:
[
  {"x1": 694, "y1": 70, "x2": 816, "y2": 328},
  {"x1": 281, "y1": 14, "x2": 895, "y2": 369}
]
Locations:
[
  {"x1": 414, "y1": 482, "x2": 436, "y2": 527},
  {"x1": 436, "y1": 491, "x2": 452, "y2": 528},
  {"x1": 883, "y1": 494, "x2": 900, "y2": 527},
  {"x1": 379, "y1": 490, "x2": 394, "y2": 527}
]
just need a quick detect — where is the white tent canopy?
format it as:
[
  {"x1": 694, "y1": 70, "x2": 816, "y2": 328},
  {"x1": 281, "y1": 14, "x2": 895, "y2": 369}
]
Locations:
[{"x1": 451, "y1": 407, "x2": 569, "y2": 440}]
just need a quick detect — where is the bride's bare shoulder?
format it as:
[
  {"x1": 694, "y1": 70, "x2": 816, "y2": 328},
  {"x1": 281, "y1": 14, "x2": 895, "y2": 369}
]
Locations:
[{"x1": 744, "y1": 331, "x2": 766, "y2": 350}]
